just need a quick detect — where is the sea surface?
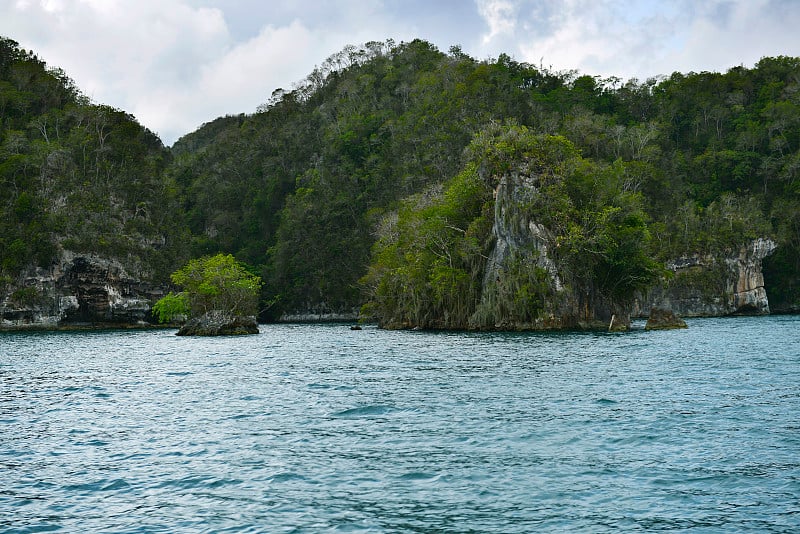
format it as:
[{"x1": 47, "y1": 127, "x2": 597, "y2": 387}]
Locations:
[{"x1": 1, "y1": 316, "x2": 798, "y2": 532}]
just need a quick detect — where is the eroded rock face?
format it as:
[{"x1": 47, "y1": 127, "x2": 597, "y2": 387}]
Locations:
[
  {"x1": 729, "y1": 238, "x2": 776, "y2": 313},
  {"x1": 177, "y1": 311, "x2": 258, "y2": 336},
  {"x1": 278, "y1": 302, "x2": 358, "y2": 323},
  {"x1": 483, "y1": 170, "x2": 563, "y2": 293},
  {"x1": 638, "y1": 238, "x2": 777, "y2": 317},
  {"x1": 474, "y1": 168, "x2": 628, "y2": 331},
  {"x1": 0, "y1": 252, "x2": 167, "y2": 330}
]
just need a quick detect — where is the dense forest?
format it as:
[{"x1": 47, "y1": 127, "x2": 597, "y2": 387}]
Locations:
[
  {"x1": 0, "y1": 37, "x2": 187, "y2": 287},
  {"x1": 2, "y1": 36, "x2": 799, "y2": 322}
]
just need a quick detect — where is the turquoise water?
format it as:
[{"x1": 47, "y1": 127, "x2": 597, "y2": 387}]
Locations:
[{"x1": 1, "y1": 316, "x2": 799, "y2": 532}]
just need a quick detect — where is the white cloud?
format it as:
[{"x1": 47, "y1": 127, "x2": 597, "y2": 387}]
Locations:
[
  {"x1": 477, "y1": 0, "x2": 518, "y2": 44},
  {"x1": 485, "y1": 0, "x2": 800, "y2": 82},
  {"x1": 3, "y1": 0, "x2": 233, "y2": 139},
  {"x1": 510, "y1": 0, "x2": 688, "y2": 80},
  {"x1": 134, "y1": 20, "x2": 318, "y2": 140},
  {"x1": 1, "y1": 0, "x2": 414, "y2": 143},
  {"x1": 664, "y1": 0, "x2": 800, "y2": 75}
]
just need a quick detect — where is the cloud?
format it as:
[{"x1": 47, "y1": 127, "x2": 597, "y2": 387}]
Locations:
[
  {"x1": 4, "y1": 0, "x2": 233, "y2": 140},
  {"x1": 476, "y1": 0, "x2": 800, "y2": 82},
  {"x1": 138, "y1": 20, "x2": 318, "y2": 141},
  {"x1": 666, "y1": 0, "x2": 800, "y2": 75},
  {"x1": 479, "y1": 0, "x2": 688, "y2": 80},
  {"x1": 477, "y1": 0, "x2": 518, "y2": 44},
  {"x1": 2, "y1": 0, "x2": 799, "y2": 143},
  {"x1": 1, "y1": 0, "x2": 427, "y2": 143}
]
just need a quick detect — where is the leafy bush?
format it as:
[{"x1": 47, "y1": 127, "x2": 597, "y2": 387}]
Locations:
[
  {"x1": 153, "y1": 254, "x2": 262, "y2": 323},
  {"x1": 151, "y1": 292, "x2": 188, "y2": 323}
]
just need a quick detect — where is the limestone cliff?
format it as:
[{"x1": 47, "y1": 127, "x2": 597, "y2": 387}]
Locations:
[
  {"x1": 481, "y1": 170, "x2": 563, "y2": 294},
  {"x1": 469, "y1": 165, "x2": 777, "y2": 329},
  {"x1": 0, "y1": 251, "x2": 168, "y2": 330},
  {"x1": 471, "y1": 168, "x2": 628, "y2": 331},
  {"x1": 278, "y1": 308, "x2": 359, "y2": 322},
  {"x1": 636, "y1": 238, "x2": 777, "y2": 317}
]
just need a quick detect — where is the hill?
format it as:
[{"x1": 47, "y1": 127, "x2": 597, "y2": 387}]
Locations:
[
  {"x1": 172, "y1": 39, "x2": 800, "y2": 320},
  {"x1": 0, "y1": 37, "x2": 188, "y2": 326}
]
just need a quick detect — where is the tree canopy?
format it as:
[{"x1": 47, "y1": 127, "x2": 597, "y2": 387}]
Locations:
[
  {"x1": 171, "y1": 40, "x2": 800, "y2": 317},
  {"x1": 0, "y1": 36, "x2": 187, "y2": 287},
  {"x1": 153, "y1": 253, "x2": 262, "y2": 323},
  {"x1": 361, "y1": 123, "x2": 664, "y2": 329}
]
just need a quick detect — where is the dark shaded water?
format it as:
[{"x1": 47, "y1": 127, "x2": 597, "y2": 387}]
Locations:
[{"x1": 1, "y1": 316, "x2": 799, "y2": 532}]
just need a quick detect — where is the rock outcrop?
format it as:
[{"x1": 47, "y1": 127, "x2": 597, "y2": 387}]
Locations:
[
  {"x1": 472, "y1": 167, "x2": 629, "y2": 331},
  {"x1": 482, "y1": 171, "x2": 564, "y2": 294},
  {"x1": 730, "y1": 238, "x2": 777, "y2": 313},
  {"x1": 637, "y1": 238, "x2": 776, "y2": 317},
  {"x1": 278, "y1": 303, "x2": 359, "y2": 322},
  {"x1": 0, "y1": 251, "x2": 167, "y2": 330},
  {"x1": 177, "y1": 311, "x2": 258, "y2": 336},
  {"x1": 645, "y1": 307, "x2": 688, "y2": 330},
  {"x1": 468, "y1": 165, "x2": 777, "y2": 330}
]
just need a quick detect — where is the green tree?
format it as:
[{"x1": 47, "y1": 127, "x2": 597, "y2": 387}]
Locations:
[{"x1": 153, "y1": 254, "x2": 262, "y2": 323}]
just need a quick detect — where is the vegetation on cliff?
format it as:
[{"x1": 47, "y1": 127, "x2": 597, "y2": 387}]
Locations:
[
  {"x1": 0, "y1": 37, "x2": 188, "y2": 288},
  {"x1": 361, "y1": 123, "x2": 663, "y2": 329},
  {"x1": 170, "y1": 41, "x2": 800, "y2": 317}
]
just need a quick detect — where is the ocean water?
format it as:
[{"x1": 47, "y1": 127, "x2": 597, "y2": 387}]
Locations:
[{"x1": 1, "y1": 316, "x2": 798, "y2": 533}]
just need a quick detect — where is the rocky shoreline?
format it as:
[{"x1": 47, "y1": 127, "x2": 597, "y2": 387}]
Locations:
[{"x1": 0, "y1": 241, "x2": 791, "y2": 332}]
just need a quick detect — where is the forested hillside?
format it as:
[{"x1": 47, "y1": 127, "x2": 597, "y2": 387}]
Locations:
[
  {"x1": 172, "y1": 39, "x2": 800, "y2": 318},
  {"x1": 0, "y1": 37, "x2": 187, "y2": 288},
  {"x1": 2, "y1": 36, "x2": 799, "y2": 324}
]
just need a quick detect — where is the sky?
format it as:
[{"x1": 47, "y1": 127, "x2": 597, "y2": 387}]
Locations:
[{"x1": 2, "y1": 0, "x2": 799, "y2": 145}]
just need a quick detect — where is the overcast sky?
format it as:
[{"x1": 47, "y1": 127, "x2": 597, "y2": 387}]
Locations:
[{"x1": 3, "y1": 0, "x2": 799, "y2": 145}]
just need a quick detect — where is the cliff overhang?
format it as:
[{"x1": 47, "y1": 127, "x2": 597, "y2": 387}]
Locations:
[{"x1": 1, "y1": 251, "x2": 168, "y2": 330}]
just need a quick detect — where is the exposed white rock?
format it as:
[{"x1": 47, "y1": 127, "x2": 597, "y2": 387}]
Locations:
[
  {"x1": 637, "y1": 237, "x2": 777, "y2": 317},
  {"x1": 728, "y1": 237, "x2": 777, "y2": 313},
  {"x1": 1, "y1": 251, "x2": 167, "y2": 329},
  {"x1": 482, "y1": 172, "x2": 563, "y2": 293},
  {"x1": 59, "y1": 295, "x2": 79, "y2": 313},
  {"x1": 475, "y1": 168, "x2": 623, "y2": 330}
]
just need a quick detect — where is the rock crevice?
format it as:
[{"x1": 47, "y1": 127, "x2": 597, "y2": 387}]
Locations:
[{"x1": 1, "y1": 251, "x2": 167, "y2": 330}]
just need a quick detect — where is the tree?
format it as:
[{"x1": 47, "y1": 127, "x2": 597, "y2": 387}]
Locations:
[{"x1": 153, "y1": 253, "x2": 262, "y2": 323}]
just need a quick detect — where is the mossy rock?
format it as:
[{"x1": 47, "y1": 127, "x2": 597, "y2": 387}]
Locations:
[
  {"x1": 645, "y1": 307, "x2": 688, "y2": 330},
  {"x1": 177, "y1": 311, "x2": 259, "y2": 336}
]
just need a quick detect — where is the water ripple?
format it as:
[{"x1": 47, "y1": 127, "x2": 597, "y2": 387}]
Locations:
[{"x1": 0, "y1": 317, "x2": 799, "y2": 532}]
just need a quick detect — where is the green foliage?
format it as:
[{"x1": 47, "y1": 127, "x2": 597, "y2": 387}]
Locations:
[
  {"x1": 363, "y1": 123, "x2": 666, "y2": 328},
  {"x1": 763, "y1": 196, "x2": 800, "y2": 309},
  {"x1": 467, "y1": 121, "x2": 579, "y2": 184},
  {"x1": 658, "y1": 194, "x2": 773, "y2": 258},
  {"x1": 158, "y1": 253, "x2": 262, "y2": 320},
  {"x1": 0, "y1": 36, "x2": 188, "y2": 283},
  {"x1": 9, "y1": 286, "x2": 41, "y2": 306},
  {"x1": 361, "y1": 160, "x2": 493, "y2": 328},
  {"x1": 151, "y1": 292, "x2": 189, "y2": 323},
  {"x1": 471, "y1": 251, "x2": 556, "y2": 329},
  {"x1": 559, "y1": 203, "x2": 663, "y2": 303},
  {"x1": 166, "y1": 40, "x2": 800, "y2": 318}
]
